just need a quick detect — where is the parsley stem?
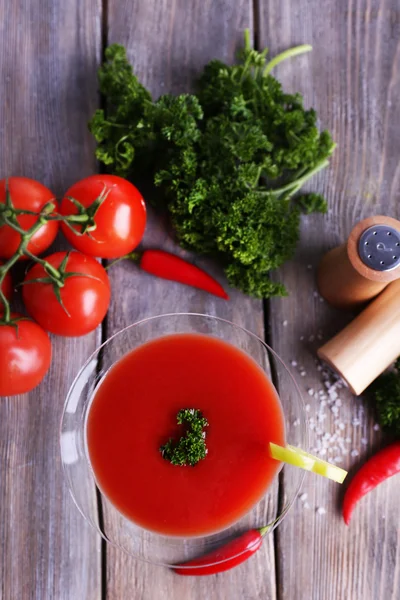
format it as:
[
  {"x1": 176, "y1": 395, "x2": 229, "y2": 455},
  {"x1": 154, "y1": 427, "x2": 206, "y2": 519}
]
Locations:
[
  {"x1": 263, "y1": 44, "x2": 313, "y2": 76},
  {"x1": 267, "y1": 159, "x2": 330, "y2": 197}
]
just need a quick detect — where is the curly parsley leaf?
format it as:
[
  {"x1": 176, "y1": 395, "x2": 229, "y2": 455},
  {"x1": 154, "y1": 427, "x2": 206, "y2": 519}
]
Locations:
[{"x1": 371, "y1": 359, "x2": 400, "y2": 437}]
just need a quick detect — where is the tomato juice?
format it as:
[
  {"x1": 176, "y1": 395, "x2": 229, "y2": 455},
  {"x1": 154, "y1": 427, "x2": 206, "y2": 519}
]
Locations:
[{"x1": 86, "y1": 333, "x2": 285, "y2": 536}]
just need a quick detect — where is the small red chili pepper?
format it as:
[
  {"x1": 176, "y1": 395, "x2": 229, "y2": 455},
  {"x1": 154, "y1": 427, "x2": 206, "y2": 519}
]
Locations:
[
  {"x1": 343, "y1": 441, "x2": 400, "y2": 525},
  {"x1": 173, "y1": 526, "x2": 268, "y2": 576},
  {"x1": 131, "y1": 250, "x2": 229, "y2": 299}
]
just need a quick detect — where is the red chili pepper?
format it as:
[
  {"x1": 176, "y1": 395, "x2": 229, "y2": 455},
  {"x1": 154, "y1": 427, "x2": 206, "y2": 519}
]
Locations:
[
  {"x1": 173, "y1": 526, "x2": 268, "y2": 576},
  {"x1": 343, "y1": 441, "x2": 400, "y2": 525},
  {"x1": 132, "y1": 250, "x2": 229, "y2": 299}
]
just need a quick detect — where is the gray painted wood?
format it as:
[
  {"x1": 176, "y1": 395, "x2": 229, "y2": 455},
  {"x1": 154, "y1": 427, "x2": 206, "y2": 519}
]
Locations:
[
  {"x1": 259, "y1": 2, "x2": 400, "y2": 599},
  {"x1": 1, "y1": 1, "x2": 399, "y2": 599},
  {"x1": 0, "y1": 1, "x2": 102, "y2": 599},
  {"x1": 103, "y1": 1, "x2": 279, "y2": 599}
]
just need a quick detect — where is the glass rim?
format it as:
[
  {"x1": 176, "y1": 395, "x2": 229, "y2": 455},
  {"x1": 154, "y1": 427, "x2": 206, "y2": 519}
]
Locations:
[{"x1": 61, "y1": 312, "x2": 308, "y2": 569}]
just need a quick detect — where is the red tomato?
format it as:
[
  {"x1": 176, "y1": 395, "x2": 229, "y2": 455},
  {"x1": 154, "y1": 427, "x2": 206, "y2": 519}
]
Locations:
[
  {"x1": 0, "y1": 314, "x2": 52, "y2": 396},
  {"x1": 0, "y1": 177, "x2": 59, "y2": 259},
  {"x1": 22, "y1": 251, "x2": 111, "y2": 337},
  {"x1": 0, "y1": 263, "x2": 12, "y2": 302},
  {"x1": 60, "y1": 175, "x2": 146, "y2": 259}
]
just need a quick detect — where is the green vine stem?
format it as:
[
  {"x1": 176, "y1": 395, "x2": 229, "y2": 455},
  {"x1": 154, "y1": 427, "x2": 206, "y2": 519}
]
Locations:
[
  {"x1": 0, "y1": 203, "x2": 56, "y2": 322},
  {"x1": 0, "y1": 182, "x2": 114, "y2": 323}
]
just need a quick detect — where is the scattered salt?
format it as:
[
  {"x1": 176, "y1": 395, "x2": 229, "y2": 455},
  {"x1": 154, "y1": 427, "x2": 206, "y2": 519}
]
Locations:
[
  {"x1": 305, "y1": 404, "x2": 310, "y2": 412},
  {"x1": 307, "y1": 264, "x2": 313, "y2": 270},
  {"x1": 291, "y1": 360, "x2": 297, "y2": 367},
  {"x1": 316, "y1": 507, "x2": 326, "y2": 515},
  {"x1": 373, "y1": 424, "x2": 380, "y2": 431},
  {"x1": 361, "y1": 438, "x2": 368, "y2": 445},
  {"x1": 308, "y1": 388, "x2": 314, "y2": 396},
  {"x1": 282, "y1": 320, "x2": 288, "y2": 327},
  {"x1": 351, "y1": 449, "x2": 359, "y2": 458},
  {"x1": 299, "y1": 493, "x2": 308, "y2": 501}
]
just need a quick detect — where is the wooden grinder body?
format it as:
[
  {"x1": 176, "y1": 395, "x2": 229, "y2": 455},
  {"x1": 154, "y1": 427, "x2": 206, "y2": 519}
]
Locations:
[
  {"x1": 317, "y1": 216, "x2": 400, "y2": 309},
  {"x1": 318, "y1": 279, "x2": 400, "y2": 395}
]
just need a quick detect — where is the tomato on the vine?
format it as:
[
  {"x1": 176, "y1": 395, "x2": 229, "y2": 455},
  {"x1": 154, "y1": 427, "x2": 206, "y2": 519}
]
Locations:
[
  {"x1": 0, "y1": 263, "x2": 12, "y2": 302},
  {"x1": 22, "y1": 251, "x2": 111, "y2": 337},
  {"x1": 0, "y1": 315, "x2": 52, "y2": 396},
  {"x1": 60, "y1": 175, "x2": 146, "y2": 259},
  {"x1": 0, "y1": 177, "x2": 59, "y2": 259}
]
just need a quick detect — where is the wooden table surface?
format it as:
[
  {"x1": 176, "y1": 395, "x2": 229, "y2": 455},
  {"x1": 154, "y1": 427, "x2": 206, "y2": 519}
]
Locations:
[{"x1": 1, "y1": 1, "x2": 399, "y2": 599}]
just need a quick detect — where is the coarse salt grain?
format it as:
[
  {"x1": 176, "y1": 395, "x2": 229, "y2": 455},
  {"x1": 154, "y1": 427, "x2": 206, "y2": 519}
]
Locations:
[
  {"x1": 361, "y1": 438, "x2": 368, "y2": 445},
  {"x1": 308, "y1": 388, "x2": 314, "y2": 396},
  {"x1": 283, "y1": 320, "x2": 288, "y2": 327},
  {"x1": 351, "y1": 449, "x2": 359, "y2": 458},
  {"x1": 316, "y1": 507, "x2": 326, "y2": 515},
  {"x1": 373, "y1": 424, "x2": 380, "y2": 431},
  {"x1": 307, "y1": 264, "x2": 313, "y2": 270},
  {"x1": 291, "y1": 360, "x2": 297, "y2": 367},
  {"x1": 305, "y1": 404, "x2": 310, "y2": 411},
  {"x1": 299, "y1": 493, "x2": 308, "y2": 501},
  {"x1": 300, "y1": 371, "x2": 306, "y2": 377},
  {"x1": 304, "y1": 502, "x2": 310, "y2": 509}
]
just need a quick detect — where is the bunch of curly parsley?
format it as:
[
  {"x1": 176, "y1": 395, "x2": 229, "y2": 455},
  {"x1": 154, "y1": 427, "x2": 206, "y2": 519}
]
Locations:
[{"x1": 89, "y1": 31, "x2": 335, "y2": 298}]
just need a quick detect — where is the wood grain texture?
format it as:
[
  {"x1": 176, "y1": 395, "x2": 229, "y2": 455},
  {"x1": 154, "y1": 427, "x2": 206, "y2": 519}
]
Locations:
[
  {"x1": 258, "y1": 1, "x2": 400, "y2": 599},
  {"x1": 0, "y1": 1, "x2": 102, "y2": 599},
  {"x1": 104, "y1": 1, "x2": 279, "y2": 599}
]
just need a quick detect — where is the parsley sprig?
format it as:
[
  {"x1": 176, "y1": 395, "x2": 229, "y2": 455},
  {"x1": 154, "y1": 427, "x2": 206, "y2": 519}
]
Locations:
[
  {"x1": 371, "y1": 358, "x2": 400, "y2": 437},
  {"x1": 90, "y1": 30, "x2": 335, "y2": 298},
  {"x1": 160, "y1": 408, "x2": 209, "y2": 467}
]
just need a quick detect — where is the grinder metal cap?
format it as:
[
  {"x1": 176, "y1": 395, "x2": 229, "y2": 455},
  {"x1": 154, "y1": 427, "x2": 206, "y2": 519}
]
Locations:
[{"x1": 358, "y1": 225, "x2": 400, "y2": 272}]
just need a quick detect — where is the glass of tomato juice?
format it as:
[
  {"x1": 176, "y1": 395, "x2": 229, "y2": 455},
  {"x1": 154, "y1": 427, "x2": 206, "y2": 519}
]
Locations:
[{"x1": 61, "y1": 313, "x2": 307, "y2": 569}]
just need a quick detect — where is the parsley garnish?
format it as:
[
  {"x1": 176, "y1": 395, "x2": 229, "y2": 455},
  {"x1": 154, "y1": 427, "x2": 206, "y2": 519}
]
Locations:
[
  {"x1": 371, "y1": 358, "x2": 400, "y2": 437},
  {"x1": 160, "y1": 408, "x2": 209, "y2": 467},
  {"x1": 89, "y1": 30, "x2": 335, "y2": 298}
]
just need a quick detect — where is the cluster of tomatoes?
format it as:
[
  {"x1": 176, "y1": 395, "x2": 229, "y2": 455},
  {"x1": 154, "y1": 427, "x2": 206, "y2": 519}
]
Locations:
[{"x1": 0, "y1": 175, "x2": 146, "y2": 396}]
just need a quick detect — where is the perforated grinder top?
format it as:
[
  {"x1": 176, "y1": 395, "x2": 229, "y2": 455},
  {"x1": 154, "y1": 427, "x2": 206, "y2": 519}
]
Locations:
[{"x1": 358, "y1": 225, "x2": 400, "y2": 272}]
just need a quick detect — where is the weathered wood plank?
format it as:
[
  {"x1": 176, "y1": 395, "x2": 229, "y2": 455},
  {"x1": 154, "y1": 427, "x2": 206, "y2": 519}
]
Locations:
[
  {"x1": 258, "y1": 2, "x2": 400, "y2": 599},
  {"x1": 103, "y1": 2, "x2": 279, "y2": 599},
  {"x1": 0, "y1": 1, "x2": 102, "y2": 599}
]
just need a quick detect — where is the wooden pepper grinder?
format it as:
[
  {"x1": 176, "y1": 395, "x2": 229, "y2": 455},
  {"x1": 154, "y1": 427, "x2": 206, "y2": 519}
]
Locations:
[
  {"x1": 318, "y1": 278, "x2": 400, "y2": 395},
  {"x1": 317, "y1": 215, "x2": 400, "y2": 309}
]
